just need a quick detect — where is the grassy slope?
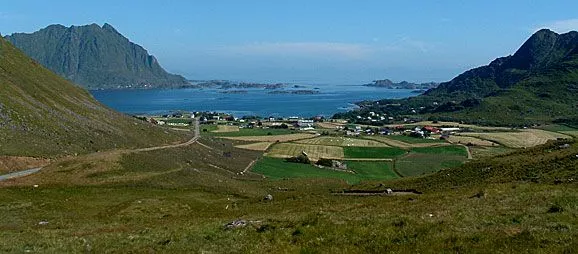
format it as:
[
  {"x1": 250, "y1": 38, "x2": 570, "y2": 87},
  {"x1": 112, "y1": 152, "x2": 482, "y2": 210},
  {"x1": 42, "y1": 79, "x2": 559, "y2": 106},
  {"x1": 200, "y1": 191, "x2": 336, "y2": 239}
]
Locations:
[
  {"x1": 383, "y1": 139, "x2": 578, "y2": 191},
  {"x1": 0, "y1": 138, "x2": 576, "y2": 252},
  {"x1": 0, "y1": 37, "x2": 187, "y2": 157},
  {"x1": 212, "y1": 128, "x2": 296, "y2": 137}
]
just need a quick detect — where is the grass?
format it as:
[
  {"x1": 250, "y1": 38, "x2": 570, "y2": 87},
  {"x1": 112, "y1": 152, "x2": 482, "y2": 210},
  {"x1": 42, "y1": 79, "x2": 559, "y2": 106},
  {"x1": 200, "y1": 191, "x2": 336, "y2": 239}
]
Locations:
[
  {"x1": 469, "y1": 146, "x2": 516, "y2": 159},
  {"x1": 560, "y1": 131, "x2": 578, "y2": 138},
  {"x1": 212, "y1": 125, "x2": 240, "y2": 133},
  {"x1": 234, "y1": 142, "x2": 273, "y2": 151},
  {"x1": 386, "y1": 135, "x2": 446, "y2": 144},
  {"x1": 538, "y1": 124, "x2": 578, "y2": 132},
  {"x1": 252, "y1": 157, "x2": 397, "y2": 183},
  {"x1": 199, "y1": 124, "x2": 218, "y2": 132},
  {"x1": 346, "y1": 161, "x2": 399, "y2": 179},
  {"x1": 462, "y1": 129, "x2": 571, "y2": 148},
  {"x1": 0, "y1": 140, "x2": 577, "y2": 252},
  {"x1": 443, "y1": 135, "x2": 496, "y2": 146},
  {"x1": 0, "y1": 37, "x2": 188, "y2": 157},
  {"x1": 266, "y1": 143, "x2": 344, "y2": 160},
  {"x1": 222, "y1": 133, "x2": 317, "y2": 143},
  {"x1": 344, "y1": 147, "x2": 406, "y2": 159},
  {"x1": 213, "y1": 128, "x2": 295, "y2": 137},
  {"x1": 295, "y1": 136, "x2": 389, "y2": 147},
  {"x1": 410, "y1": 145, "x2": 469, "y2": 157},
  {"x1": 396, "y1": 153, "x2": 466, "y2": 177}
]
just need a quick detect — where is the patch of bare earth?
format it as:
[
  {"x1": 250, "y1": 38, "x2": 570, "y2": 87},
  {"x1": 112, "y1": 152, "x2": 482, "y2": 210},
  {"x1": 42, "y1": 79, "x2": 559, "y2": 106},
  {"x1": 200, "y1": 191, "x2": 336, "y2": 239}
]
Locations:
[{"x1": 0, "y1": 156, "x2": 50, "y2": 174}]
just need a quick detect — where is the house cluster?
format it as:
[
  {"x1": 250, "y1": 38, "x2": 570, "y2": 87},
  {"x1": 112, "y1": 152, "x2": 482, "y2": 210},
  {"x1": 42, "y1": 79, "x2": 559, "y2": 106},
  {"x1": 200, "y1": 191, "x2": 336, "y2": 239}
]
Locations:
[
  {"x1": 355, "y1": 111, "x2": 395, "y2": 123},
  {"x1": 143, "y1": 111, "x2": 196, "y2": 127},
  {"x1": 196, "y1": 112, "x2": 325, "y2": 131},
  {"x1": 342, "y1": 123, "x2": 461, "y2": 139}
]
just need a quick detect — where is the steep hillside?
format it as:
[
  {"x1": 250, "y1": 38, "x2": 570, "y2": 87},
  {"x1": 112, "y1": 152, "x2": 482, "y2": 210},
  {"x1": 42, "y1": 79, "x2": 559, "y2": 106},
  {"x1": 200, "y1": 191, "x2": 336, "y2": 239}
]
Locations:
[
  {"x1": 0, "y1": 36, "x2": 186, "y2": 157},
  {"x1": 5, "y1": 23, "x2": 188, "y2": 89},
  {"x1": 335, "y1": 29, "x2": 578, "y2": 125}
]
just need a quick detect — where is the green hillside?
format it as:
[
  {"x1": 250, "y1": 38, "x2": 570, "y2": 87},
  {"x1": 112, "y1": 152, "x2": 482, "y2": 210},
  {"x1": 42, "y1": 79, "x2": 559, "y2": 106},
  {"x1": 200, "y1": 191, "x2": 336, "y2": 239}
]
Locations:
[
  {"x1": 0, "y1": 37, "x2": 187, "y2": 157},
  {"x1": 335, "y1": 29, "x2": 578, "y2": 126},
  {"x1": 5, "y1": 23, "x2": 188, "y2": 89},
  {"x1": 0, "y1": 133, "x2": 576, "y2": 252}
]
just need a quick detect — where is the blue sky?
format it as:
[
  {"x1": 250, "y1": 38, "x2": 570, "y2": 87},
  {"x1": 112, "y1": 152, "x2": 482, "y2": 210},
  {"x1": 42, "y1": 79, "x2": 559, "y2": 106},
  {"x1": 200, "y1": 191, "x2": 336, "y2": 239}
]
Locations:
[{"x1": 2, "y1": 1, "x2": 578, "y2": 84}]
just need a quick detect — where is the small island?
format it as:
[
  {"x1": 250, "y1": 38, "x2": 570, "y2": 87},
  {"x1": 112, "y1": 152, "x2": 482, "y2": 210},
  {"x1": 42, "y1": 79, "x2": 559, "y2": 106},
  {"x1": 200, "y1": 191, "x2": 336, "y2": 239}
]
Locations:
[
  {"x1": 268, "y1": 90, "x2": 321, "y2": 95},
  {"x1": 219, "y1": 90, "x2": 249, "y2": 94}
]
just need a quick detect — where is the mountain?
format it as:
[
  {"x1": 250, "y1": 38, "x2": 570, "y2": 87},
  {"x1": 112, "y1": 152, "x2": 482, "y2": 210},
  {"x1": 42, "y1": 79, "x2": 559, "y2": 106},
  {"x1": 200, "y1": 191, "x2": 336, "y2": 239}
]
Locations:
[
  {"x1": 335, "y1": 29, "x2": 578, "y2": 126},
  {"x1": 0, "y1": 36, "x2": 185, "y2": 157},
  {"x1": 4, "y1": 23, "x2": 189, "y2": 89},
  {"x1": 363, "y1": 79, "x2": 438, "y2": 90}
]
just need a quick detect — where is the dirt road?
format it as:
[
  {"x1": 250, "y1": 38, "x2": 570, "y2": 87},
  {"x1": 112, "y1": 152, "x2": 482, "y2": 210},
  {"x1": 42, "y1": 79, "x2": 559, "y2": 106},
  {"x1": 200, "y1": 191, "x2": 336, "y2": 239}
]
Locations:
[{"x1": 0, "y1": 118, "x2": 201, "y2": 182}]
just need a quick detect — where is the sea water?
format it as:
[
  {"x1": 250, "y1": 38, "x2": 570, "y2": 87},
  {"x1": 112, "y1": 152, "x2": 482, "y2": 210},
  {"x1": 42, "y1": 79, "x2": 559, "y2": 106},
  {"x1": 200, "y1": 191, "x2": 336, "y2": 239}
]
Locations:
[{"x1": 91, "y1": 84, "x2": 415, "y2": 118}]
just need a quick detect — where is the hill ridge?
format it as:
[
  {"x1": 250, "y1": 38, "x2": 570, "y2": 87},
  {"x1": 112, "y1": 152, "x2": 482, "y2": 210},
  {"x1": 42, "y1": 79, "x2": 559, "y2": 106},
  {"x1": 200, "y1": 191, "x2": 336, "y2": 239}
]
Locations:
[
  {"x1": 335, "y1": 29, "x2": 578, "y2": 125},
  {"x1": 0, "y1": 36, "x2": 185, "y2": 157},
  {"x1": 5, "y1": 23, "x2": 188, "y2": 89}
]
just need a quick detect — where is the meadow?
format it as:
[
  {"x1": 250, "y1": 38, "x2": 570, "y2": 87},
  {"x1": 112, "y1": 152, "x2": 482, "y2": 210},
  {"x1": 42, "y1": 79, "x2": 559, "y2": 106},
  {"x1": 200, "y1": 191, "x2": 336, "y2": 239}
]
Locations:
[
  {"x1": 295, "y1": 136, "x2": 388, "y2": 147},
  {"x1": 385, "y1": 135, "x2": 446, "y2": 144},
  {"x1": 462, "y1": 129, "x2": 571, "y2": 148},
  {"x1": 0, "y1": 140, "x2": 576, "y2": 252},
  {"x1": 234, "y1": 142, "x2": 273, "y2": 151},
  {"x1": 212, "y1": 125, "x2": 240, "y2": 133},
  {"x1": 343, "y1": 146, "x2": 407, "y2": 159},
  {"x1": 251, "y1": 157, "x2": 398, "y2": 184}
]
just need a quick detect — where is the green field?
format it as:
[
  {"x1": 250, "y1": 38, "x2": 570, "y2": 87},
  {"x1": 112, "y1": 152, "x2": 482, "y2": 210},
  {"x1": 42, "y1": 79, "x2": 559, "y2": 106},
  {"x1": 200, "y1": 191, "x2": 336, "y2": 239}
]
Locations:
[
  {"x1": 295, "y1": 137, "x2": 388, "y2": 147},
  {"x1": 393, "y1": 145, "x2": 469, "y2": 176},
  {"x1": 213, "y1": 128, "x2": 296, "y2": 137},
  {"x1": 410, "y1": 145, "x2": 469, "y2": 157},
  {"x1": 346, "y1": 161, "x2": 399, "y2": 179},
  {"x1": 1, "y1": 136, "x2": 578, "y2": 252},
  {"x1": 396, "y1": 153, "x2": 466, "y2": 177},
  {"x1": 199, "y1": 124, "x2": 218, "y2": 132},
  {"x1": 538, "y1": 124, "x2": 578, "y2": 132},
  {"x1": 252, "y1": 157, "x2": 397, "y2": 184},
  {"x1": 386, "y1": 135, "x2": 446, "y2": 144},
  {"x1": 344, "y1": 147, "x2": 406, "y2": 159}
]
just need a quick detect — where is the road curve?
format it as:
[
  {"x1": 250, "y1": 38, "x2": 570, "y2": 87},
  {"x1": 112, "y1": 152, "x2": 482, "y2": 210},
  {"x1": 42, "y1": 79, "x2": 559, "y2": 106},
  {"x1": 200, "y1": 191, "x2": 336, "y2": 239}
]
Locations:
[
  {"x1": 0, "y1": 167, "x2": 42, "y2": 182},
  {"x1": 135, "y1": 117, "x2": 200, "y2": 152}
]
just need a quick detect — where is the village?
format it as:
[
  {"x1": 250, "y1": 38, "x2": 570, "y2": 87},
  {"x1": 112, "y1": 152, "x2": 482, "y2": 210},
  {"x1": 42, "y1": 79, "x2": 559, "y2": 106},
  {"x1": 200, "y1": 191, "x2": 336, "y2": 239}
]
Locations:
[{"x1": 137, "y1": 111, "x2": 469, "y2": 140}]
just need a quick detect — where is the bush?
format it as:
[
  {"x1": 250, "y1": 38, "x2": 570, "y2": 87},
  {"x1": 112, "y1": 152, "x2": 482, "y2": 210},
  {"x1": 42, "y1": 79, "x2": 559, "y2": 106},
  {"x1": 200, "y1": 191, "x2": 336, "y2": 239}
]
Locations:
[{"x1": 316, "y1": 158, "x2": 333, "y2": 167}]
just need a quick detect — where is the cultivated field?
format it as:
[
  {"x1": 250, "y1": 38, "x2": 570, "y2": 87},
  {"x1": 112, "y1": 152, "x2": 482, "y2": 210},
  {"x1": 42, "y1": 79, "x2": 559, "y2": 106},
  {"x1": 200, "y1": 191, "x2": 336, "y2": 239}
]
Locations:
[
  {"x1": 365, "y1": 136, "x2": 449, "y2": 148},
  {"x1": 385, "y1": 121, "x2": 512, "y2": 131},
  {"x1": 315, "y1": 122, "x2": 345, "y2": 129},
  {"x1": 234, "y1": 142, "x2": 273, "y2": 151},
  {"x1": 222, "y1": 133, "x2": 317, "y2": 142},
  {"x1": 386, "y1": 135, "x2": 446, "y2": 144},
  {"x1": 462, "y1": 129, "x2": 571, "y2": 148},
  {"x1": 442, "y1": 135, "x2": 496, "y2": 146},
  {"x1": 252, "y1": 157, "x2": 398, "y2": 184},
  {"x1": 211, "y1": 125, "x2": 239, "y2": 133},
  {"x1": 295, "y1": 137, "x2": 388, "y2": 147},
  {"x1": 560, "y1": 131, "x2": 578, "y2": 138},
  {"x1": 343, "y1": 146, "x2": 406, "y2": 159},
  {"x1": 469, "y1": 146, "x2": 515, "y2": 158},
  {"x1": 266, "y1": 143, "x2": 344, "y2": 160}
]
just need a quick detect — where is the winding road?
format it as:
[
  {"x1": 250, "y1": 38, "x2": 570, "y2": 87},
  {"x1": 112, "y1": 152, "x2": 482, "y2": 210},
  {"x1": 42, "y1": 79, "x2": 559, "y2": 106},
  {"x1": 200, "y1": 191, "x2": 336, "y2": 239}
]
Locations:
[{"x1": 0, "y1": 118, "x2": 201, "y2": 182}]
